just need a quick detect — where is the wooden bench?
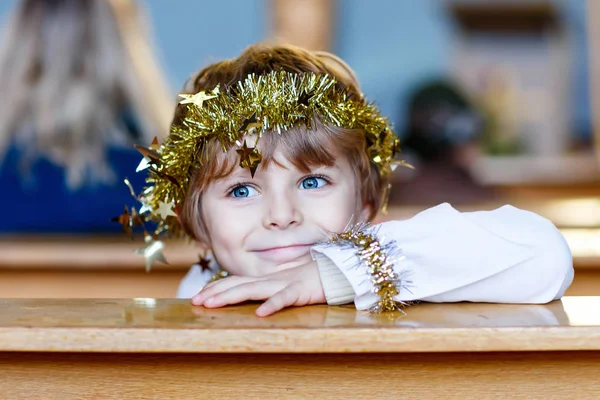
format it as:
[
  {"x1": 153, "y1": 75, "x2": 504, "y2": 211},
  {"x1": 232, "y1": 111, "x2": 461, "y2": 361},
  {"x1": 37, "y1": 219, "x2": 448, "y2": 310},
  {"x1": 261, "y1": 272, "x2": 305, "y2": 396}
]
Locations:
[
  {"x1": 1, "y1": 297, "x2": 599, "y2": 398},
  {"x1": 0, "y1": 236, "x2": 195, "y2": 298}
]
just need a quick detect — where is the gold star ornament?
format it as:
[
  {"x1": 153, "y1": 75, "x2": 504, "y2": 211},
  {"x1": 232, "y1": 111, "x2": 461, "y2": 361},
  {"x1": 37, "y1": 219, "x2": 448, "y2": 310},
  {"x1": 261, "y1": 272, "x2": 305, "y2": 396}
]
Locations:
[
  {"x1": 149, "y1": 136, "x2": 160, "y2": 150},
  {"x1": 134, "y1": 144, "x2": 160, "y2": 166},
  {"x1": 134, "y1": 236, "x2": 168, "y2": 272},
  {"x1": 136, "y1": 157, "x2": 151, "y2": 172},
  {"x1": 157, "y1": 201, "x2": 177, "y2": 219},
  {"x1": 178, "y1": 86, "x2": 219, "y2": 108},
  {"x1": 235, "y1": 140, "x2": 262, "y2": 177},
  {"x1": 238, "y1": 112, "x2": 263, "y2": 133},
  {"x1": 197, "y1": 252, "x2": 212, "y2": 272},
  {"x1": 111, "y1": 206, "x2": 133, "y2": 239}
]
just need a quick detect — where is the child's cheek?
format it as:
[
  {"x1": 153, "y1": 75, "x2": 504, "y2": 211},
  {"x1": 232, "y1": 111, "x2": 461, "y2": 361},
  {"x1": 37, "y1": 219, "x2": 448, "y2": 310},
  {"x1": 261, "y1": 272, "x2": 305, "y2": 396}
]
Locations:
[
  {"x1": 311, "y1": 186, "x2": 357, "y2": 233},
  {"x1": 211, "y1": 209, "x2": 259, "y2": 276}
]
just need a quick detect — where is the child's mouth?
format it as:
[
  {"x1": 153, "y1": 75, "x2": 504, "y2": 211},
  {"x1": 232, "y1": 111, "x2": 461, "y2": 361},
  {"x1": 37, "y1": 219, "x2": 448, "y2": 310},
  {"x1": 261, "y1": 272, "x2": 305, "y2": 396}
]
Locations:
[{"x1": 252, "y1": 244, "x2": 314, "y2": 264}]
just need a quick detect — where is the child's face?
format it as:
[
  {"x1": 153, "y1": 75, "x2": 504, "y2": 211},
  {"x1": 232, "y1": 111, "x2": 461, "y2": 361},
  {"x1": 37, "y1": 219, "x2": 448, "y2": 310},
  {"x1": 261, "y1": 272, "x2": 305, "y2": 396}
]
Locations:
[{"x1": 200, "y1": 146, "x2": 366, "y2": 276}]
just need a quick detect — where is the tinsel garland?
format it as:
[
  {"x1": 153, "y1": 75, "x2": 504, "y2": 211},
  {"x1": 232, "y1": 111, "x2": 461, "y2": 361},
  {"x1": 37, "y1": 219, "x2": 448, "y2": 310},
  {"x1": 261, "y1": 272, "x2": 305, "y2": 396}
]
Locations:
[{"x1": 326, "y1": 223, "x2": 412, "y2": 313}]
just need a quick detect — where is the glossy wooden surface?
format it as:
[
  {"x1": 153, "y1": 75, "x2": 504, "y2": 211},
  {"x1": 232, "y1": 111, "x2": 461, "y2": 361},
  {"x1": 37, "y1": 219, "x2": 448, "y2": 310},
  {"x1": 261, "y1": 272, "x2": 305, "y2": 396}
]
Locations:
[{"x1": 1, "y1": 297, "x2": 599, "y2": 353}]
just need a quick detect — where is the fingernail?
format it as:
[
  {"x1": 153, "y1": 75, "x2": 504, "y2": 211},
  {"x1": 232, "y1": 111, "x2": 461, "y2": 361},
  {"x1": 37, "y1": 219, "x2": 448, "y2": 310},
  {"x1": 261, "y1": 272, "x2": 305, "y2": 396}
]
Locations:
[
  {"x1": 204, "y1": 297, "x2": 215, "y2": 305},
  {"x1": 191, "y1": 295, "x2": 202, "y2": 304},
  {"x1": 255, "y1": 307, "x2": 268, "y2": 317}
]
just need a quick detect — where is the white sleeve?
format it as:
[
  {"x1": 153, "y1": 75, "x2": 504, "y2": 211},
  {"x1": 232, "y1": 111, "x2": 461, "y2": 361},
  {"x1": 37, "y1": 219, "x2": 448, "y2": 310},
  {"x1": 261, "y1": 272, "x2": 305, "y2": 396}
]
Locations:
[
  {"x1": 311, "y1": 203, "x2": 573, "y2": 311},
  {"x1": 176, "y1": 265, "x2": 213, "y2": 299}
]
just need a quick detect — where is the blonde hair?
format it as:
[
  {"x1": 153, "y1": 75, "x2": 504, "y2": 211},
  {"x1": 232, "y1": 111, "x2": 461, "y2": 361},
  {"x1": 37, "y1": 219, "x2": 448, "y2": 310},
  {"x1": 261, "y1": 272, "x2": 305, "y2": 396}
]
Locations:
[
  {"x1": 177, "y1": 44, "x2": 388, "y2": 245},
  {"x1": 0, "y1": 0, "x2": 173, "y2": 189}
]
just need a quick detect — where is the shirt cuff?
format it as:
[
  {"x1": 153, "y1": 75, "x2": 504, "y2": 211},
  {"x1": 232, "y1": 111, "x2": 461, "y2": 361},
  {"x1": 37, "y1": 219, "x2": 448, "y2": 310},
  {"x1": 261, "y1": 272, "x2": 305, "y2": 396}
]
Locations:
[{"x1": 313, "y1": 252, "x2": 355, "y2": 305}]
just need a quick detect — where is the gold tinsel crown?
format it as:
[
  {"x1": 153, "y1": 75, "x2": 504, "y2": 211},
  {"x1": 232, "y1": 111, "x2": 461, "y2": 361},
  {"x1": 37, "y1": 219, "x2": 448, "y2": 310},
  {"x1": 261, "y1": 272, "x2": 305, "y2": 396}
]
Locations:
[{"x1": 120, "y1": 70, "x2": 409, "y2": 247}]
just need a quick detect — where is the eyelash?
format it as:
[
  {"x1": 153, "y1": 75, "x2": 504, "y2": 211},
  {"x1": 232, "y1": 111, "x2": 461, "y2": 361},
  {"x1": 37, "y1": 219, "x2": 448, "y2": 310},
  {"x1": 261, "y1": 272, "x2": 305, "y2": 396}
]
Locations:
[
  {"x1": 225, "y1": 174, "x2": 332, "y2": 197},
  {"x1": 303, "y1": 174, "x2": 331, "y2": 187},
  {"x1": 226, "y1": 180, "x2": 255, "y2": 197}
]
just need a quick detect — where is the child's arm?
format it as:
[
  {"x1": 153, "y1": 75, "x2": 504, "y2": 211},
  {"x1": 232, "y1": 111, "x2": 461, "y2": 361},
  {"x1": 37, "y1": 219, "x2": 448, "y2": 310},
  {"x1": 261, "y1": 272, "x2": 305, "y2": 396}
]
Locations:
[{"x1": 312, "y1": 203, "x2": 574, "y2": 311}]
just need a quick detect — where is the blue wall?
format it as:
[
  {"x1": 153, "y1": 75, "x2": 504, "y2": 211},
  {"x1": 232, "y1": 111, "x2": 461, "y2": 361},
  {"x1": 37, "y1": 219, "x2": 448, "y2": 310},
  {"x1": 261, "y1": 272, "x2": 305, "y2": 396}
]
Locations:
[
  {"x1": 561, "y1": 0, "x2": 591, "y2": 138},
  {"x1": 334, "y1": 0, "x2": 455, "y2": 134},
  {"x1": 144, "y1": 0, "x2": 266, "y2": 90}
]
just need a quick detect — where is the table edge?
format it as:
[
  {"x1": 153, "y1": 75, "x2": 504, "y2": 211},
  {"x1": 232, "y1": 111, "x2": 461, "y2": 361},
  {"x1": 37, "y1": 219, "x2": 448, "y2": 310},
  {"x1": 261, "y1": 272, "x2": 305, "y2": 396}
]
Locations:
[{"x1": 1, "y1": 326, "x2": 599, "y2": 353}]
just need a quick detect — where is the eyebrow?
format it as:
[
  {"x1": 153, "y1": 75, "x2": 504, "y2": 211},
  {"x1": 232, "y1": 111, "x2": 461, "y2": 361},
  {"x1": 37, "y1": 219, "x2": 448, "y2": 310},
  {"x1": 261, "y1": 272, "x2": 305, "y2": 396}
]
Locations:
[
  {"x1": 308, "y1": 163, "x2": 341, "y2": 173},
  {"x1": 218, "y1": 167, "x2": 251, "y2": 184}
]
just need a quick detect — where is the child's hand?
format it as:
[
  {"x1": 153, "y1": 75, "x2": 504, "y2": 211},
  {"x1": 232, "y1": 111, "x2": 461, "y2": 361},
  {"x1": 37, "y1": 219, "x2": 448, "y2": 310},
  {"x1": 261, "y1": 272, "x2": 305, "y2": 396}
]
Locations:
[{"x1": 191, "y1": 261, "x2": 326, "y2": 317}]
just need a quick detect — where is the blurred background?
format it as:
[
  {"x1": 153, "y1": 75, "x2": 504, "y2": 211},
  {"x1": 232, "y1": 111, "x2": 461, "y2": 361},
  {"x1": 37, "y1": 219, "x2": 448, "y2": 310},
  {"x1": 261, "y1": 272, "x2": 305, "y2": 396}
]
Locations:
[{"x1": 0, "y1": 0, "x2": 598, "y2": 298}]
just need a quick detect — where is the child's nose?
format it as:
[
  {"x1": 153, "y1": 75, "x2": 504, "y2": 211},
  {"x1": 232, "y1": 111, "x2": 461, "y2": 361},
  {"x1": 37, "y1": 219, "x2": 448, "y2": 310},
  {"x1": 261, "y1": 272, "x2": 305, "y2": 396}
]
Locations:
[{"x1": 263, "y1": 192, "x2": 302, "y2": 229}]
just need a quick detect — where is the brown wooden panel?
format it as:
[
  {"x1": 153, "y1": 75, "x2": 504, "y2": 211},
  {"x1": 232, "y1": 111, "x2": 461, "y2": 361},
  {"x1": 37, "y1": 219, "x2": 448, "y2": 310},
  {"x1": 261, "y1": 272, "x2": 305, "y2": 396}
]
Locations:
[
  {"x1": 1, "y1": 352, "x2": 599, "y2": 399},
  {"x1": 0, "y1": 269, "x2": 183, "y2": 298}
]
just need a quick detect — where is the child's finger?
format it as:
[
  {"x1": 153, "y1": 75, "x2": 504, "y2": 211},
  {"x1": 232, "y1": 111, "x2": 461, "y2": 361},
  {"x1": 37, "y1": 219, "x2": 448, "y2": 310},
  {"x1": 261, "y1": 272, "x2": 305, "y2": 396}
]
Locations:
[
  {"x1": 192, "y1": 276, "x2": 253, "y2": 305},
  {"x1": 256, "y1": 284, "x2": 301, "y2": 317},
  {"x1": 204, "y1": 281, "x2": 284, "y2": 308}
]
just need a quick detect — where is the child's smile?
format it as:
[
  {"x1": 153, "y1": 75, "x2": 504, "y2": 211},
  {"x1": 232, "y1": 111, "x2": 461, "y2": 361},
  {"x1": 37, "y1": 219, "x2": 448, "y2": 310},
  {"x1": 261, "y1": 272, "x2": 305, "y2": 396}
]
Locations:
[
  {"x1": 199, "y1": 146, "x2": 368, "y2": 277},
  {"x1": 251, "y1": 243, "x2": 316, "y2": 265}
]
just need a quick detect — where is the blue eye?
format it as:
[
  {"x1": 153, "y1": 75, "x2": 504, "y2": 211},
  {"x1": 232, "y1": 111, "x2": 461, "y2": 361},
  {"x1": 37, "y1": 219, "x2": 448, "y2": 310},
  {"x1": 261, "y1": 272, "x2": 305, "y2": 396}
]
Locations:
[
  {"x1": 231, "y1": 185, "x2": 258, "y2": 198},
  {"x1": 300, "y1": 176, "x2": 327, "y2": 190}
]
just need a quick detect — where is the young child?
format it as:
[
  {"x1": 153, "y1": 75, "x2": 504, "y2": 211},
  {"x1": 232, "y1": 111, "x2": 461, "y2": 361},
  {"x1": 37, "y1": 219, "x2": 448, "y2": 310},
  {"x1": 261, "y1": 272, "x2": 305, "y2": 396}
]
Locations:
[{"x1": 127, "y1": 44, "x2": 573, "y2": 317}]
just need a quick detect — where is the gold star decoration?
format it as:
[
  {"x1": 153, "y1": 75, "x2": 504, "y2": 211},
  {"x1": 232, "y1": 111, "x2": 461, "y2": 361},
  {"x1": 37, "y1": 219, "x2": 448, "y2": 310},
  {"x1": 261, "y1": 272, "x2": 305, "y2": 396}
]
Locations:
[
  {"x1": 139, "y1": 202, "x2": 152, "y2": 214},
  {"x1": 134, "y1": 236, "x2": 168, "y2": 272},
  {"x1": 129, "y1": 208, "x2": 145, "y2": 228},
  {"x1": 178, "y1": 86, "x2": 219, "y2": 108},
  {"x1": 157, "y1": 201, "x2": 177, "y2": 219},
  {"x1": 235, "y1": 140, "x2": 262, "y2": 177},
  {"x1": 238, "y1": 112, "x2": 263, "y2": 133},
  {"x1": 150, "y1": 136, "x2": 160, "y2": 150},
  {"x1": 368, "y1": 142, "x2": 384, "y2": 164},
  {"x1": 111, "y1": 206, "x2": 133, "y2": 239},
  {"x1": 134, "y1": 144, "x2": 161, "y2": 166},
  {"x1": 197, "y1": 252, "x2": 212, "y2": 272},
  {"x1": 138, "y1": 191, "x2": 154, "y2": 214},
  {"x1": 136, "y1": 157, "x2": 151, "y2": 172},
  {"x1": 391, "y1": 160, "x2": 415, "y2": 172},
  {"x1": 152, "y1": 169, "x2": 180, "y2": 188},
  {"x1": 134, "y1": 136, "x2": 161, "y2": 168},
  {"x1": 297, "y1": 91, "x2": 314, "y2": 107}
]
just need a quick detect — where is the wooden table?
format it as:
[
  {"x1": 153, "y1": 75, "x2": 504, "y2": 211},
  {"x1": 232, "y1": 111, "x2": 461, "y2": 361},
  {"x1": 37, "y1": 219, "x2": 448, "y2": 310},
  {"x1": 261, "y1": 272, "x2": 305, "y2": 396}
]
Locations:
[{"x1": 1, "y1": 297, "x2": 599, "y2": 399}]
